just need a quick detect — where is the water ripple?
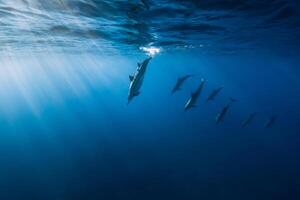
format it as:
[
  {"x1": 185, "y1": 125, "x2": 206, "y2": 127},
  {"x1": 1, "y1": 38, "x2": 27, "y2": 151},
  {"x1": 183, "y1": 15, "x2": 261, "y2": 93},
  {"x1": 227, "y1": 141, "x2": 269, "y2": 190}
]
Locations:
[{"x1": 0, "y1": 0, "x2": 299, "y2": 54}]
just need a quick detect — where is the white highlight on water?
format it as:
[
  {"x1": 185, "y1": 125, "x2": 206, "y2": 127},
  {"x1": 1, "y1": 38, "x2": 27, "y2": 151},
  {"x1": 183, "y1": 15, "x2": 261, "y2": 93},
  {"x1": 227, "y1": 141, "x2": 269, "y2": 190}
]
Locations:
[{"x1": 140, "y1": 46, "x2": 161, "y2": 57}]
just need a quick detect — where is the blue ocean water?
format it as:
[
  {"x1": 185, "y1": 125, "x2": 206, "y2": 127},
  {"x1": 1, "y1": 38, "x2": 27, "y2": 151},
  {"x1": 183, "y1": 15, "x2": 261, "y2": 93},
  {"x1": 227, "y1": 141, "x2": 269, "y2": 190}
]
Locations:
[{"x1": 0, "y1": 0, "x2": 299, "y2": 200}]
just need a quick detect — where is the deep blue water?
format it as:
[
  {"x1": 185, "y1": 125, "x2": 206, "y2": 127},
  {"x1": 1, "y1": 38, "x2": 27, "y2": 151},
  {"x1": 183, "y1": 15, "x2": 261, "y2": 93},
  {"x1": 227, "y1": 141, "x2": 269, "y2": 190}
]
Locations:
[{"x1": 0, "y1": 1, "x2": 300, "y2": 200}]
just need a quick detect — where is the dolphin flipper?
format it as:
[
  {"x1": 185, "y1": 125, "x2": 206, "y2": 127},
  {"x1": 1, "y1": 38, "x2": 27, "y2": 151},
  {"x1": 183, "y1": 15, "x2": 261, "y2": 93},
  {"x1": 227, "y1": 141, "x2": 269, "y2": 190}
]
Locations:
[{"x1": 129, "y1": 75, "x2": 134, "y2": 81}]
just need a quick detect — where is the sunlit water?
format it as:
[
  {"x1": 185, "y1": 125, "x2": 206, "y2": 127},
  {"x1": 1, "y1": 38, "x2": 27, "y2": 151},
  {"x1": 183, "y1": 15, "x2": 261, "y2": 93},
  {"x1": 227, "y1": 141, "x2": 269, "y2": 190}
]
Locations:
[
  {"x1": 0, "y1": 1, "x2": 299, "y2": 200},
  {"x1": 0, "y1": 0, "x2": 299, "y2": 53}
]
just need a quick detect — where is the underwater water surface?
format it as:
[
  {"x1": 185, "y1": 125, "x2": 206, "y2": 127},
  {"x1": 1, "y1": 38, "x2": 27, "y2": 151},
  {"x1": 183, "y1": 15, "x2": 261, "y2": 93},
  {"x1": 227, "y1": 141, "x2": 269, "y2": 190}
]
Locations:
[{"x1": 0, "y1": 0, "x2": 299, "y2": 200}]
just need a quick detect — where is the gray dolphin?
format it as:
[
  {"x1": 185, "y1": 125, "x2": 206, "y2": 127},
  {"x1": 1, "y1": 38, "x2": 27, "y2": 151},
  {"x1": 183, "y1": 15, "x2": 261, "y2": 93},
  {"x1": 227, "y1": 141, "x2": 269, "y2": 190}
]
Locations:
[
  {"x1": 184, "y1": 79, "x2": 206, "y2": 111},
  {"x1": 206, "y1": 86, "x2": 224, "y2": 102},
  {"x1": 128, "y1": 57, "x2": 152, "y2": 103},
  {"x1": 171, "y1": 75, "x2": 193, "y2": 94},
  {"x1": 215, "y1": 98, "x2": 236, "y2": 124},
  {"x1": 264, "y1": 115, "x2": 277, "y2": 128},
  {"x1": 242, "y1": 112, "x2": 258, "y2": 127}
]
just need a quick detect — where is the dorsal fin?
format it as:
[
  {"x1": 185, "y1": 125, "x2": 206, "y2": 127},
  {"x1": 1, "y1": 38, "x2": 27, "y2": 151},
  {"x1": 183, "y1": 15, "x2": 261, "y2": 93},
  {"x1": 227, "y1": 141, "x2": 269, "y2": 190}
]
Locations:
[{"x1": 129, "y1": 75, "x2": 134, "y2": 81}]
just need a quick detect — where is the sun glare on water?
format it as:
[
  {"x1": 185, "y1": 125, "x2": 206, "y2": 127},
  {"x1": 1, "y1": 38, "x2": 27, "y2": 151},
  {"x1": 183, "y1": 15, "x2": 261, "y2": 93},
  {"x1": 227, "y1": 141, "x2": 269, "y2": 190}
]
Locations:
[{"x1": 140, "y1": 46, "x2": 161, "y2": 57}]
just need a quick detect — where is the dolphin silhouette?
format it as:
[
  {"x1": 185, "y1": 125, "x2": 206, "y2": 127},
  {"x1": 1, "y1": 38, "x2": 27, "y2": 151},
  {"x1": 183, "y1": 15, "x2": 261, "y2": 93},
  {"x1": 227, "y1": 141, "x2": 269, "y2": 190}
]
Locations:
[
  {"x1": 171, "y1": 75, "x2": 193, "y2": 94},
  {"x1": 128, "y1": 57, "x2": 152, "y2": 103},
  {"x1": 264, "y1": 115, "x2": 277, "y2": 128},
  {"x1": 216, "y1": 98, "x2": 236, "y2": 124},
  {"x1": 242, "y1": 112, "x2": 258, "y2": 127},
  {"x1": 184, "y1": 79, "x2": 206, "y2": 111},
  {"x1": 206, "y1": 86, "x2": 224, "y2": 102}
]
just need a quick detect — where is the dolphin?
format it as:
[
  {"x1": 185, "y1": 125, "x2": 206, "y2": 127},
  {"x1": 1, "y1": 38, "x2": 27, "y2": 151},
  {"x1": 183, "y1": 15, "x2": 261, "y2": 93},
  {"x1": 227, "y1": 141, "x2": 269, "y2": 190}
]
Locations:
[
  {"x1": 242, "y1": 112, "x2": 258, "y2": 127},
  {"x1": 215, "y1": 98, "x2": 236, "y2": 124},
  {"x1": 264, "y1": 115, "x2": 277, "y2": 128},
  {"x1": 128, "y1": 57, "x2": 152, "y2": 103},
  {"x1": 184, "y1": 79, "x2": 206, "y2": 111},
  {"x1": 206, "y1": 86, "x2": 224, "y2": 102},
  {"x1": 171, "y1": 75, "x2": 193, "y2": 94}
]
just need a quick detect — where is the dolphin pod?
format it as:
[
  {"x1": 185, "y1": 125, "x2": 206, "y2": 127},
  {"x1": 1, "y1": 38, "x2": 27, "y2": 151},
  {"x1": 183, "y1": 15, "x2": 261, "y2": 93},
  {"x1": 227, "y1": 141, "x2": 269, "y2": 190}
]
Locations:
[
  {"x1": 127, "y1": 57, "x2": 278, "y2": 128},
  {"x1": 124, "y1": 2, "x2": 278, "y2": 128},
  {"x1": 128, "y1": 57, "x2": 152, "y2": 103},
  {"x1": 184, "y1": 79, "x2": 206, "y2": 111}
]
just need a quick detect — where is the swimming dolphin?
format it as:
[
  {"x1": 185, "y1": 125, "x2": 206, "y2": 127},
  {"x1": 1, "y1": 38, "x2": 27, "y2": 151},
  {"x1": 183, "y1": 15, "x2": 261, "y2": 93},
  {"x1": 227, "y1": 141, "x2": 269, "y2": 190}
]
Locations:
[
  {"x1": 242, "y1": 112, "x2": 257, "y2": 127},
  {"x1": 128, "y1": 57, "x2": 152, "y2": 103},
  {"x1": 264, "y1": 115, "x2": 277, "y2": 128},
  {"x1": 171, "y1": 75, "x2": 193, "y2": 94},
  {"x1": 215, "y1": 98, "x2": 236, "y2": 124},
  {"x1": 184, "y1": 79, "x2": 206, "y2": 111},
  {"x1": 206, "y1": 86, "x2": 224, "y2": 102}
]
